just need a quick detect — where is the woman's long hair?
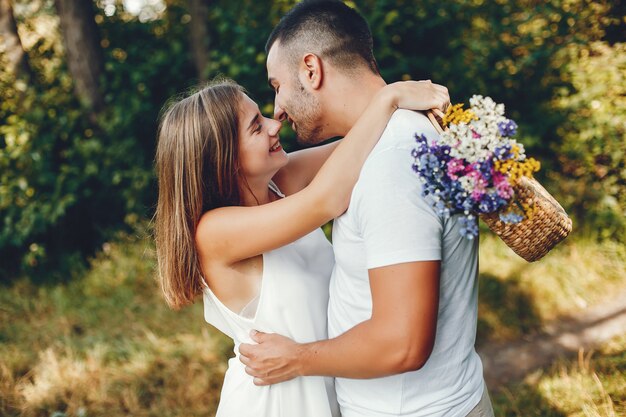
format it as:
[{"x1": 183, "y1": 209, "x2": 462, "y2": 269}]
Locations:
[{"x1": 154, "y1": 80, "x2": 244, "y2": 309}]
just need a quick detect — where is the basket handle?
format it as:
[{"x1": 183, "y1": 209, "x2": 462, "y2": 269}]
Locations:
[{"x1": 427, "y1": 108, "x2": 447, "y2": 135}]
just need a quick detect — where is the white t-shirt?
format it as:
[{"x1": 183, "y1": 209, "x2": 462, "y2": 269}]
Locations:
[{"x1": 328, "y1": 109, "x2": 484, "y2": 417}]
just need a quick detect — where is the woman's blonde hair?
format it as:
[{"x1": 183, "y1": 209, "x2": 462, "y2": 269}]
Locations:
[{"x1": 154, "y1": 80, "x2": 244, "y2": 309}]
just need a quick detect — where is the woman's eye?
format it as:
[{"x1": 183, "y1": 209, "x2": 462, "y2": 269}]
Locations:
[{"x1": 254, "y1": 122, "x2": 262, "y2": 133}]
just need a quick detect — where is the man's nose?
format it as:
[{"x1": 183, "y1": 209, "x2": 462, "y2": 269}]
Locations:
[{"x1": 274, "y1": 104, "x2": 286, "y2": 122}]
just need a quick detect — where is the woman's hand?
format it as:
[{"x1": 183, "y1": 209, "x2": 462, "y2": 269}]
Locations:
[{"x1": 381, "y1": 80, "x2": 450, "y2": 113}]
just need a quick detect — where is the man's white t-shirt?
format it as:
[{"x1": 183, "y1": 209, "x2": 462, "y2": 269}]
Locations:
[{"x1": 328, "y1": 109, "x2": 484, "y2": 417}]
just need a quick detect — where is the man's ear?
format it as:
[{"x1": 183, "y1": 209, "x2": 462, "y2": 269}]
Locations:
[{"x1": 301, "y1": 53, "x2": 323, "y2": 90}]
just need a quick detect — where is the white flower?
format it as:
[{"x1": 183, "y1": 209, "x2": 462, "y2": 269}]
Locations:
[
  {"x1": 459, "y1": 176, "x2": 475, "y2": 193},
  {"x1": 434, "y1": 95, "x2": 529, "y2": 164}
]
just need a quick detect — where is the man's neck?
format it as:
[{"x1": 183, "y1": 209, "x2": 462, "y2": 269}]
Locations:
[{"x1": 325, "y1": 73, "x2": 387, "y2": 137}]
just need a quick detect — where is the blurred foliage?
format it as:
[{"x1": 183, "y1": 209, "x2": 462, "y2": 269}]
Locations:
[
  {"x1": 551, "y1": 42, "x2": 625, "y2": 241},
  {"x1": 0, "y1": 0, "x2": 181, "y2": 280},
  {"x1": 0, "y1": 0, "x2": 624, "y2": 281}
]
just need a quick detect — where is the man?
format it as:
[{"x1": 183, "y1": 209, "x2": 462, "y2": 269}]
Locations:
[{"x1": 239, "y1": 1, "x2": 494, "y2": 416}]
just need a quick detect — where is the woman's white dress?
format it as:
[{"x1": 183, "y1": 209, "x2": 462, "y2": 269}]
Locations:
[{"x1": 202, "y1": 183, "x2": 340, "y2": 417}]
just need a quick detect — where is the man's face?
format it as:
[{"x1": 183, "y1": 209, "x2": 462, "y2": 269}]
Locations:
[{"x1": 266, "y1": 42, "x2": 324, "y2": 146}]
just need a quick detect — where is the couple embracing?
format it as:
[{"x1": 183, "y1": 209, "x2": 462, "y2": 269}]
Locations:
[{"x1": 155, "y1": 1, "x2": 494, "y2": 416}]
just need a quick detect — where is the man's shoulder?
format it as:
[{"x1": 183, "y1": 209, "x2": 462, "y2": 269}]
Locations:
[
  {"x1": 390, "y1": 108, "x2": 431, "y2": 126},
  {"x1": 377, "y1": 109, "x2": 438, "y2": 150},
  {"x1": 388, "y1": 109, "x2": 434, "y2": 133}
]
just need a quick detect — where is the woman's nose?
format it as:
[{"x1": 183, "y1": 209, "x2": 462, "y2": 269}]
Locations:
[{"x1": 267, "y1": 117, "x2": 282, "y2": 136}]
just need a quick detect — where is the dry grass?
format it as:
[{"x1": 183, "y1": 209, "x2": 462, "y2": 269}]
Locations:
[
  {"x1": 0, "y1": 232, "x2": 232, "y2": 417},
  {"x1": 1, "y1": 229, "x2": 624, "y2": 416},
  {"x1": 492, "y1": 334, "x2": 626, "y2": 417},
  {"x1": 477, "y1": 232, "x2": 626, "y2": 343}
]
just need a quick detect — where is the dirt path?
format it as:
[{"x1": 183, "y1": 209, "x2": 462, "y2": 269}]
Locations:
[{"x1": 477, "y1": 290, "x2": 626, "y2": 387}]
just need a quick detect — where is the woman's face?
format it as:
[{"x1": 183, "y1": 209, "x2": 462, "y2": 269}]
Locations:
[{"x1": 237, "y1": 94, "x2": 287, "y2": 180}]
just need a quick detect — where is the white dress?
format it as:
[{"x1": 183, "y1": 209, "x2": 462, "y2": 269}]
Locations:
[{"x1": 202, "y1": 183, "x2": 340, "y2": 417}]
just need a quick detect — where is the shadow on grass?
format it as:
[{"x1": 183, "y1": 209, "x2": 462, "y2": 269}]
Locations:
[
  {"x1": 477, "y1": 271, "x2": 543, "y2": 345},
  {"x1": 476, "y1": 271, "x2": 569, "y2": 415},
  {"x1": 491, "y1": 383, "x2": 568, "y2": 417}
]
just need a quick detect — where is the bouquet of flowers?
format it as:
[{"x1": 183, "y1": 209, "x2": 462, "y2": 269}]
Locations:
[{"x1": 412, "y1": 95, "x2": 571, "y2": 261}]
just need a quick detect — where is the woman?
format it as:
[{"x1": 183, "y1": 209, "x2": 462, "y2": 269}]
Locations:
[{"x1": 154, "y1": 78, "x2": 448, "y2": 417}]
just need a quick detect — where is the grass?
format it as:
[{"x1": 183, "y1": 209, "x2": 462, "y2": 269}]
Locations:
[
  {"x1": 1, "y1": 228, "x2": 624, "y2": 416},
  {"x1": 477, "y1": 232, "x2": 626, "y2": 343},
  {"x1": 492, "y1": 334, "x2": 626, "y2": 417},
  {"x1": 0, "y1": 232, "x2": 232, "y2": 417}
]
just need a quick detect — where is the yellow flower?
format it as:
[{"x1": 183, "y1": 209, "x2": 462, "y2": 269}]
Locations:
[
  {"x1": 442, "y1": 103, "x2": 477, "y2": 126},
  {"x1": 495, "y1": 157, "x2": 540, "y2": 185},
  {"x1": 521, "y1": 202, "x2": 535, "y2": 220}
]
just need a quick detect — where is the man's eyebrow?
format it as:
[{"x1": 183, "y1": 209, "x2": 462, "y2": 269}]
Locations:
[{"x1": 247, "y1": 114, "x2": 259, "y2": 132}]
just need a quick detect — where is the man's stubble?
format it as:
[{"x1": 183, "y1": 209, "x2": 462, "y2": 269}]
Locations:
[{"x1": 288, "y1": 78, "x2": 325, "y2": 146}]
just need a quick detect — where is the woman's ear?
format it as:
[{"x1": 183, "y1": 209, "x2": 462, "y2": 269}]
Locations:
[{"x1": 301, "y1": 53, "x2": 323, "y2": 90}]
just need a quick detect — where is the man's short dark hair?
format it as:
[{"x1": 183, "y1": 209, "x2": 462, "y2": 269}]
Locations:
[{"x1": 266, "y1": 0, "x2": 379, "y2": 74}]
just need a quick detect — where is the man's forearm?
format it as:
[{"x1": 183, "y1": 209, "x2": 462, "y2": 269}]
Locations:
[
  {"x1": 241, "y1": 262, "x2": 439, "y2": 385},
  {"x1": 298, "y1": 317, "x2": 427, "y2": 379}
]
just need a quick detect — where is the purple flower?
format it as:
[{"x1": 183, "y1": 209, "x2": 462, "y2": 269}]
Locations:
[
  {"x1": 447, "y1": 158, "x2": 465, "y2": 180},
  {"x1": 459, "y1": 215, "x2": 479, "y2": 238},
  {"x1": 493, "y1": 172, "x2": 514, "y2": 199},
  {"x1": 494, "y1": 144, "x2": 513, "y2": 160},
  {"x1": 498, "y1": 119, "x2": 518, "y2": 137},
  {"x1": 499, "y1": 211, "x2": 524, "y2": 223}
]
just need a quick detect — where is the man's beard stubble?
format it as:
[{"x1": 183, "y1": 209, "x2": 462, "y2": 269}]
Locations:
[{"x1": 288, "y1": 79, "x2": 324, "y2": 146}]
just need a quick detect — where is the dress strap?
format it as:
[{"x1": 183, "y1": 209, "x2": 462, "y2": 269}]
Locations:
[
  {"x1": 199, "y1": 276, "x2": 210, "y2": 289},
  {"x1": 268, "y1": 180, "x2": 286, "y2": 198}
]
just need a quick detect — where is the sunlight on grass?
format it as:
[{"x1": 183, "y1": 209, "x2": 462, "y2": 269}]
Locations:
[
  {"x1": 492, "y1": 334, "x2": 626, "y2": 417},
  {"x1": 0, "y1": 231, "x2": 233, "y2": 417},
  {"x1": 478, "y1": 232, "x2": 626, "y2": 343},
  {"x1": 16, "y1": 332, "x2": 227, "y2": 417},
  {"x1": 1, "y1": 230, "x2": 624, "y2": 416}
]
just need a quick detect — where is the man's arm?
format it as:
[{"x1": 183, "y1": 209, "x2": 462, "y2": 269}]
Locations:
[{"x1": 239, "y1": 260, "x2": 440, "y2": 384}]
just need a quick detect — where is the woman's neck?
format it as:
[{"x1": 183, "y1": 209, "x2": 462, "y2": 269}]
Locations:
[{"x1": 239, "y1": 176, "x2": 277, "y2": 207}]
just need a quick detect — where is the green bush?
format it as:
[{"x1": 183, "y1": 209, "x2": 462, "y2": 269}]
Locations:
[
  {"x1": 0, "y1": 3, "x2": 192, "y2": 281},
  {"x1": 0, "y1": 0, "x2": 623, "y2": 281}
]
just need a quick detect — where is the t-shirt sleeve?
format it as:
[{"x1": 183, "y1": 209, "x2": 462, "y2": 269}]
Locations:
[{"x1": 355, "y1": 143, "x2": 443, "y2": 270}]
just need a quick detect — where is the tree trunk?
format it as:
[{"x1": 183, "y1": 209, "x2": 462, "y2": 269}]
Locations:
[
  {"x1": 189, "y1": 0, "x2": 210, "y2": 81},
  {"x1": 0, "y1": 0, "x2": 31, "y2": 78},
  {"x1": 54, "y1": 0, "x2": 104, "y2": 112}
]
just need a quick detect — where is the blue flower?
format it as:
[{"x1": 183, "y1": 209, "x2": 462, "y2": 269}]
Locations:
[
  {"x1": 459, "y1": 215, "x2": 479, "y2": 238},
  {"x1": 499, "y1": 211, "x2": 524, "y2": 224},
  {"x1": 498, "y1": 119, "x2": 518, "y2": 137}
]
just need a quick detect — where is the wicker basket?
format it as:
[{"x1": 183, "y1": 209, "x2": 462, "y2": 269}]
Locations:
[{"x1": 426, "y1": 109, "x2": 572, "y2": 262}]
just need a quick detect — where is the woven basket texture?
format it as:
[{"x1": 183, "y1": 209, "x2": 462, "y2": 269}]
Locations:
[{"x1": 479, "y1": 176, "x2": 572, "y2": 262}]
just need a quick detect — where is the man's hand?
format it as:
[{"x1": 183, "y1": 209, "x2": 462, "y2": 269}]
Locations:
[{"x1": 239, "y1": 330, "x2": 304, "y2": 386}]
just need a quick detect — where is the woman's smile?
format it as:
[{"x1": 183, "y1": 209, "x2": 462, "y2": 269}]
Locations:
[{"x1": 270, "y1": 140, "x2": 282, "y2": 153}]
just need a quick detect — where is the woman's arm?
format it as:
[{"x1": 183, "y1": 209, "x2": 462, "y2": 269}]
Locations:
[
  {"x1": 271, "y1": 140, "x2": 341, "y2": 196},
  {"x1": 273, "y1": 81, "x2": 449, "y2": 195},
  {"x1": 197, "y1": 81, "x2": 449, "y2": 265}
]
